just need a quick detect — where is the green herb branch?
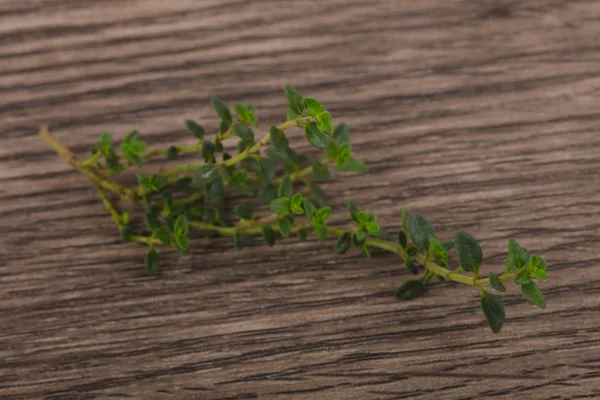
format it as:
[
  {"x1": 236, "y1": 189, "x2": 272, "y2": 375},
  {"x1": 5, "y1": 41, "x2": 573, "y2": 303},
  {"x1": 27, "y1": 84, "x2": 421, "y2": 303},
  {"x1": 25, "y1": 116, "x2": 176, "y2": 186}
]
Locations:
[{"x1": 40, "y1": 85, "x2": 549, "y2": 333}]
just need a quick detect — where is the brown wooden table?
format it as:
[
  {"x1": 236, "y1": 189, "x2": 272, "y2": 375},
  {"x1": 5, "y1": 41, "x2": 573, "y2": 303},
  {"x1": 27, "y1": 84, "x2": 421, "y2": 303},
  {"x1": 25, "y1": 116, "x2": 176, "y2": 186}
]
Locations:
[{"x1": 2, "y1": 1, "x2": 600, "y2": 399}]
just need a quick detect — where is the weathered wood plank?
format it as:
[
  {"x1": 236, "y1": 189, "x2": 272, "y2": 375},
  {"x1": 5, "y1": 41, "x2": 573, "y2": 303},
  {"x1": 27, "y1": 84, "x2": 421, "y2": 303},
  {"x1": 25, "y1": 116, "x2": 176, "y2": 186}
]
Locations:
[{"x1": 1, "y1": 0, "x2": 600, "y2": 398}]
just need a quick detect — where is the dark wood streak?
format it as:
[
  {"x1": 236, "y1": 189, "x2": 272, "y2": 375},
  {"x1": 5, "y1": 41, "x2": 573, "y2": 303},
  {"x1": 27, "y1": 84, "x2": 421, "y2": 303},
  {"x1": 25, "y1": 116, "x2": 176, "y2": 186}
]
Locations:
[{"x1": 1, "y1": 0, "x2": 600, "y2": 399}]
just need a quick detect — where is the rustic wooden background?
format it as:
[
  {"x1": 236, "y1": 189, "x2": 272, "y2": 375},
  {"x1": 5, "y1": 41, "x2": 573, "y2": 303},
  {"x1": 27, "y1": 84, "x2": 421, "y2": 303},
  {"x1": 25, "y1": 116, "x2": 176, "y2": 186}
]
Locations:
[{"x1": 2, "y1": 0, "x2": 600, "y2": 399}]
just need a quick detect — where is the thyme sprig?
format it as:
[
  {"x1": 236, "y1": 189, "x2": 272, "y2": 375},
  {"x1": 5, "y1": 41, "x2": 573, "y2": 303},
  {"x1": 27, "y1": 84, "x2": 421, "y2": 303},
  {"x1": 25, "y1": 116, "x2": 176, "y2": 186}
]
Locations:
[{"x1": 40, "y1": 85, "x2": 549, "y2": 333}]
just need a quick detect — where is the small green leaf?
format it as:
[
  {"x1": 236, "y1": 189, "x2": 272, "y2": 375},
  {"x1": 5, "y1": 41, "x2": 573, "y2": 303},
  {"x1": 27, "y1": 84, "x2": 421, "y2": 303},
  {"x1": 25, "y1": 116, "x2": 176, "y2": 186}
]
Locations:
[
  {"x1": 211, "y1": 96, "x2": 232, "y2": 125},
  {"x1": 521, "y1": 281, "x2": 546, "y2": 309},
  {"x1": 202, "y1": 140, "x2": 216, "y2": 162},
  {"x1": 302, "y1": 198, "x2": 317, "y2": 220},
  {"x1": 284, "y1": 85, "x2": 303, "y2": 115},
  {"x1": 258, "y1": 157, "x2": 275, "y2": 182},
  {"x1": 480, "y1": 291, "x2": 505, "y2": 333},
  {"x1": 307, "y1": 181, "x2": 329, "y2": 207},
  {"x1": 233, "y1": 123, "x2": 254, "y2": 144},
  {"x1": 266, "y1": 148, "x2": 296, "y2": 171},
  {"x1": 119, "y1": 226, "x2": 132, "y2": 242},
  {"x1": 332, "y1": 123, "x2": 350, "y2": 144},
  {"x1": 305, "y1": 122, "x2": 328, "y2": 149},
  {"x1": 405, "y1": 259, "x2": 419, "y2": 275},
  {"x1": 315, "y1": 223, "x2": 328, "y2": 241},
  {"x1": 278, "y1": 176, "x2": 294, "y2": 198},
  {"x1": 192, "y1": 164, "x2": 218, "y2": 186},
  {"x1": 348, "y1": 201, "x2": 359, "y2": 222},
  {"x1": 233, "y1": 103, "x2": 258, "y2": 127},
  {"x1": 442, "y1": 241, "x2": 454, "y2": 251},
  {"x1": 290, "y1": 193, "x2": 304, "y2": 214},
  {"x1": 297, "y1": 228, "x2": 307, "y2": 241},
  {"x1": 316, "y1": 111, "x2": 333, "y2": 132},
  {"x1": 155, "y1": 226, "x2": 171, "y2": 245},
  {"x1": 454, "y1": 230, "x2": 483, "y2": 273},
  {"x1": 314, "y1": 207, "x2": 332, "y2": 223},
  {"x1": 174, "y1": 235, "x2": 190, "y2": 255},
  {"x1": 354, "y1": 226, "x2": 367, "y2": 244},
  {"x1": 334, "y1": 233, "x2": 351, "y2": 254},
  {"x1": 100, "y1": 133, "x2": 112, "y2": 152},
  {"x1": 530, "y1": 268, "x2": 547, "y2": 280},
  {"x1": 312, "y1": 160, "x2": 330, "y2": 180},
  {"x1": 304, "y1": 98, "x2": 325, "y2": 117},
  {"x1": 395, "y1": 280, "x2": 426, "y2": 301},
  {"x1": 269, "y1": 197, "x2": 291, "y2": 215},
  {"x1": 241, "y1": 157, "x2": 258, "y2": 173},
  {"x1": 165, "y1": 146, "x2": 179, "y2": 160},
  {"x1": 513, "y1": 267, "x2": 531, "y2": 285},
  {"x1": 256, "y1": 183, "x2": 278, "y2": 205},
  {"x1": 398, "y1": 231, "x2": 408, "y2": 249},
  {"x1": 261, "y1": 225, "x2": 276, "y2": 247},
  {"x1": 174, "y1": 215, "x2": 189, "y2": 235},
  {"x1": 123, "y1": 130, "x2": 139, "y2": 144},
  {"x1": 408, "y1": 213, "x2": 435, "y2": 248},
  {"x1": 234, "y1": 204, "x2": 253, "y2": 220},
  {"x1": 277, "y1": 217, "x2": 291, "y2": 238},
  {"x1": 506, "y1": 238, "x2": 529, "y2": 273},
  {"x1": 488, "y1": 273, "x2": 507, "y2": 292},
  {"x1": 145, "y1": 212, "x2": 162, "y2": 231},
  {"x1": 269, "y1": 126, "x2": 289, "y2": 150},
  {"x1": 337, "y1": 157, "x2": 368, "y2": 173},
  {"x1": 185, "y1": 120, "x2": 204, "y2": 139},
  {"x1": 145, "y1": 249, "x2": 159, "y2": 275},
  {"x1": 205, "y1": 177, "x2": 224, "y2": 205}
]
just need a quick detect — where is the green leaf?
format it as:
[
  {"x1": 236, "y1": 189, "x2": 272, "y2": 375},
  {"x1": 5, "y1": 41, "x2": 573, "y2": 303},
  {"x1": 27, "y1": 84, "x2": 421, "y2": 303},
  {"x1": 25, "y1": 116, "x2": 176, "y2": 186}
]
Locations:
[
  {"x1": 258, "y1": 157, "x2": 275, "y2": 182},
  {"x1": 185, "y1": 120, "x2": 204, "y2": 139},
  {"x1": 513, "y1": 267, "x2": 531, "y2": 285},
  {"x1": 233, "y1": 232, "x2": 246, "y2": 250},
  {"x1": 304, "y1": 98, "x2": 324, "y2": 117},
  {"x1": 266, "y1": 148, "x2": 296, "y2": 171},
  {"x1": 307, "y1": 181, "x2": 329, "y2": 207},
  {"x1": 332, "y1": 123, "x2": 350, "y2": 144},
  {"x1": 407, "y1": 246, "x2": 418, "y2": 256},
  {"x1": 398, "y1": 231, "x2": 408, "y2": 249},
  {"x1": 284, "y1": 85, "x2": 303, "y2": 115},
  {"x1": 480, "y1": 291, "x2": 505, "y2": 333},
  {"x1": 354, "y1": 226, "x2": 367, "y2": 244},
  {"x1": 219, "y1": 121, "x2": 230, "y2": 135},
  {"x1": 145, "y1": 212, "x2": 162, "y2": 231},
  {"x1": 232, "y1": 123, "x2": 254, "y2": 144},
  {"x1": 290, "y1": 193, "x2": 304, "y2": 214},
  {"x1": 348, "y1": 201, "x2": 359, "y2": 222},
  {"x1": 427, "y1": 236, "x2": 449, "y2": 266},
  {"x1": 211, "y1": 96, "x2": 232, "y2": 125},
  {"x1": 312, "y1": 160, "x2": 330, "y2": 180},
  {"x1": 405, "y1": 259, "x2": 419, "y2": 275},
  {"x1": 278, "y1": 175, "x2": 294, "y2": 198},
  {"x1": 530, "y1": 268, "x2": 548, "y2": 280},
  {"x1": 240, "y1": 157, "x2": 258, "y2": 173},
  {"x1": 269, "y1": 197, "x2": 291, "y2": 215},
  {"x1": 205, "y1": 177, "x2": 224, "y2": 206},
  {"x1": 234, "y1": 204, "x2": 253, "y2": 220},
  {"x1": 119, "y1": 226, "x2": 132, "y2": 242},
  {"x1": 442, "y1": 241, "x2": 454, "y2": 251},
  {"x1": 261, "y1": 225, "x2": 276, "y2": 247},
  {"x1": 314, "y1": 207, "x2": 332, "y2": 223},
  {"x1": 302, "y1": 198, "x2": 317, "y2": 220},
  {"x1": 100, "y1": 133, "x2": 112, "y2": 152},
  {"x1": 277, "y1": 217, "x2": 291, "y2": 238},
  {"x1": 233, "y1": 103, "x2": 258, "y2": 127},
  {"x1": 521, "y1": 281, "x2": 546, "y2": 309},
  {"x1": 488, "y1": 273, "x2": 507, "y2": 292},
  {"x1": 506, "y1": 238, "x2": 529, "y2": 273},
  {"x1": 297, "y1": 229, "x2": 307, "y2": 241},
  {"x1": 256, "y1": 183, "x2": 278, "y2": 205},
  {"x1": 123, "y1": 130, "x2": 139, "y2": 144},
  {"x1": 174, "y1": 214, "x2": 189, "y2": 235},
  {"x1": 528, "y1": 255, "x2": 548, "y2": 280},
  {"x1": 174, "y1": 235, "x2": 190, "y2": 255},
  {"x1": 454, "y1": 230, "x2": 483, "y2": 273},
  {"x1": 192, "y1": 164, "x2": 218, "y2": 186},
  {"x1": 165, "y1": 146, "x2": 179, "y2": 160},
  {"x1": 202, "y1": 140, "x2": 216, "y2": 162},
  {"x1": 334, "y1": 233, "x2": 351, "y2": 254},
  {"x1": 335, "y1": 143, "x2": 352, "y2": 168},
  {"x1": 155, "y1": 227, "x2": 171, "y2": 245},
  {"x1": 315, "y1": 223, "x2": 328, "y2": 241},
  {"x1": 145, "y1": 249, "x2": 159, "y2": 275},
  {"x1": 408, "y1": 213, "x2": 435, "y2": 248},
  {"x1": 316, "y1": 111, "x2": 333, "y2": 133},
  {"x1": 394, "y1": 280, "x2": 426, "y2": 301},
  {"x1": 337, "y1": 157, "x2": 368, "y2": 173},
  {"x1": 305, "y1": 122, "x2": 328, "y2": 149},
  {"x1": 269, "y1": 126, "x2": 289, "y2": 150}
]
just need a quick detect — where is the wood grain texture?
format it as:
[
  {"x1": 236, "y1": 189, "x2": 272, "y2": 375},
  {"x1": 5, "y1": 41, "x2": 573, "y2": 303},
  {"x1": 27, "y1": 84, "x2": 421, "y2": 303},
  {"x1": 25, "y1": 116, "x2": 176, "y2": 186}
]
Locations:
[{"x1": 2, "y1": 0, "x2": 600, "y2": 398}]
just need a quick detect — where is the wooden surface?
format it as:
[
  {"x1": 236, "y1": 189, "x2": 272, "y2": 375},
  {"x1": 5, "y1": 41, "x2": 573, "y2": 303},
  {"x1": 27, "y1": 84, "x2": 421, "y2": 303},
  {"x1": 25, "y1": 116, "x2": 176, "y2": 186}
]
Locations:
[{"x1": 2, "y1": 1, "x2": 600, "y2": 399}]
